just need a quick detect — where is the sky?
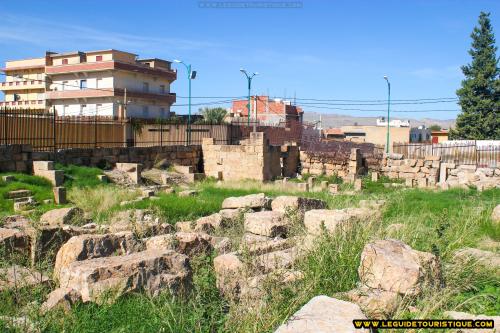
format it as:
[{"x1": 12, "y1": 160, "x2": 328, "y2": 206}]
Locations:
[{"x1": 0, "y1": 0, "x2": 498, "y2": 121}]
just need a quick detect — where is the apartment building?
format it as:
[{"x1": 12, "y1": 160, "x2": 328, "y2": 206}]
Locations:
[
  {"x1": 230, "y1": 96, "x2": 303, "y2": 124},
  {"x1": 0, "y1": 52, "x2": 52, "y2": 110},
  {"x1": 0, "y1": 50, "x2": 177, "y2": 119}
]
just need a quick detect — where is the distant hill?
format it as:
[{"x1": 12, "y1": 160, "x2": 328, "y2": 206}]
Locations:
[{"x1": 303, "y1": 112, "x2": 455, "y2": 129}]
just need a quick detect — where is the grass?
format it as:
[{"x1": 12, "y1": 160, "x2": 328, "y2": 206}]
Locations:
[{"x1": 0, "y1": 167, "x2": 499, "y2": 332}]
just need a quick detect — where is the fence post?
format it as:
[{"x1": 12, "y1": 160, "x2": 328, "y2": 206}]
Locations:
[
  {"x1": 52, "y1": 107, "x2": 57, "y2": 162},
  {"x1": 160, "y1": 120, "x2": 163, "y2": 147},
  {"x1": 94, "y1": 113, "x2": 98, "y2": 148}
]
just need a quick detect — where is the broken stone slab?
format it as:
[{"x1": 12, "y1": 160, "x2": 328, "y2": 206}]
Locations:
[
  {"x1": 358, "y1": 239, "x2": 440, "y2": 296},
  {"x1": 27, "y1": 225, "x2": 75, "y2": 266},
  {"x1": 115, "y1": 163, "x2": 142, "y2": 184},
  {"x1": 175, "y1": 221, "x2": 195, "y2": 232},
  {"x1": 0, "y1": 265, "x2": 49, "y2": 291},
  {"x1": 0, "y1": 227, "x2": 29, "y2": 258},
  {"x1": 274, "y1": 295, "x2": 369, "y2": 333},
  {"x1": 40, "y1": 287, "x2": 82, "y2": 314},
  {"x1": 240, "y1": 237, "x2": 296, "y2": 256},
  {"x1": 304, "y1": 208, "x2": 371, "y2": 235},
  {"x1": 453, "y1": 248, "x2": 500, "y2": 270},
  {"x1": 222, "y1": 193, "x2": 270, "y2": 210},
  {"x1": 33, "y1": 161, "x2": 54, "y2": 171},
  {"x1": 219, "y1": 208, "x2": 244, "y2": 220},
  {"x1": 13, "y1": 197, "x2": 37, "y2": 212},
  {"x1": 244, "y1": 211, "x2": 289, "y2": 238},
  {"x1": 2, "y1": 215, "x2": 31, "y2": 230},
  {"x1": 2, "y1": 175, "x2": 15, "y2": 182},
  {"x1": 174, "y1": 232, "x2": 213, "y2": 256},
  {"x1": 213, "y1": 252, "x2": 245, "y2": 296},
  {"x1": 241, "y1": 233, "x2": 275, "y2": 246},
  {"x1": 6, "y1": 189, "x2": 32, "y2": 199},
  {"x1": 97, "y1": 174, "x2": 109, "y2": 183},
  {"x1": 346, "y1": 286, "x2": 400, "y2": 319},
  {"x1": 108, "y1": 209, "x2": 173, "y2": 237},
  {"x1": 271, "y1": 196, "x2": 326, "y2": 215},
  {"x1": 254, "y1": 247, "x2": 298, "y2": 274},
  {"x1": 58, "y1": 249, "x2": 192, "y2": 303},
  {"x1": 238, "y1": 269, "x2": 304, "y2": 301},
  {"x1": 39, "y1": 207, "x2": 84, "y2": 226},
  {"x1": 194, "y1": 213, "x2": 224, "y2": 233},
  {"x1": 54, "y1": 232, "x2": 144, "y2": 280}
]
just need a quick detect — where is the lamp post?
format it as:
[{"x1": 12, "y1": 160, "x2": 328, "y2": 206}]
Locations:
[
  {"x1": 174, "y1": 59, "x2": 196, "y2": 145},
  {"x1": 240, "y1": 69, "x2": 258, "y2": 130},
  {"x1": 383, "y1": 75, "x2": 391, "y2": 153}
]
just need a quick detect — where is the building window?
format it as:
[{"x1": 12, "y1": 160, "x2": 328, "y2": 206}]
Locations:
[
  {"x1": 62, "y1": 105, "x2": 69, "y2": 116},
  {"x1": 159, "y1": 85, "x2": 165, "y2": 94},
  {"x1": 62, "y1": 81, "x2": 68, "y2": 91},
  {"x1": 37, "y1": 93, "x2": 44, "y2": 100},
  {"x1": 143, "y1": 106, "x2": 149, "y2": 117},
  {"x1": 96, "y1": 78, "x2": 103, "y2": 89},
  {"x1": 96, "y1": 55, "x2": 103, "y2": 62},
  {"x1": 143, "y1": 82, "x2": 149, "y2": 93},
  {"x1": 80, "y1": 104, "x2": 87, "y2": 116},
  {"x1": 96, "y1": 104, "x2": 102, "y2": 114},
  {"x1": 62, "y1": 59, "x2": 68, "y2": 65},
  {"x1": 80, "y1": 79, "x2": 87, "y2": 89}
]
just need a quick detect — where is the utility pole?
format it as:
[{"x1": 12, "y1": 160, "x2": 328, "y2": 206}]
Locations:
[
  {"x1": 123, "y1": 88, "x2": 127, "y2": 119},
  {"x1": 174, "y1": 60, "x2": 196, "y2": 145},
  {"x1": 384, "y1": 76, "x2": 391, "y2": 153},
  {"x1": 240, "y1": 68, "x2": 258, "y2": 128}
]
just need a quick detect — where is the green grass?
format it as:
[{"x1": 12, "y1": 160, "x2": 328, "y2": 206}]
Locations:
[{"x1": 0, "y1": 167, "x2": 499, "y2": 332}]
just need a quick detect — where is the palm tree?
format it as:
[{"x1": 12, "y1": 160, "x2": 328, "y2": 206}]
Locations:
[{"x1": 198, "y1": 107, "x2": 227, "y2": 124}]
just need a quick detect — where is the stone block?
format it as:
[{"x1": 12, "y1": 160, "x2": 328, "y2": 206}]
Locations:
[
  {"x1": 371, "y1": 172, "x2": 379, "y2": 182},
  {"x1": 33, "y1": 161, "x2": 54, "y2": 171},
  {"x1": 53, "y1": 187, "x2": 67, "y2": 205}
]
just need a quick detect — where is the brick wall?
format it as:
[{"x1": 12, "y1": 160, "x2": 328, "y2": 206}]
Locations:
[
  {"x1": 299, "y1": 148, "x2": 364, "y2": 179},
  {"x1": 380, "y1": 153, "x2": 440, "y2": 187},
  {"x1": 202, "y1": 132, "x2": 284, "y2": 181},
  {"x1": 0, "y1": 145, "x2": 33, "y2": 172}
]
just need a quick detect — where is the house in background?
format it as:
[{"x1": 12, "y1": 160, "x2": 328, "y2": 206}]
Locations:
[
  {"x1": 230, "y1": 96, "x2": 303, "y2": 124},
  {"x1": 431, "y1": 129, "x2": 449, "y2": 143},
  {"x1": 410, "y1": 125, "x2": 432, "y2": 143},
  {"x1": 323, "y1": 128, "x2": 345, "y2": 140},
  {"x1": 1, "y1": 49, "x2": 177, "y2": 119}
]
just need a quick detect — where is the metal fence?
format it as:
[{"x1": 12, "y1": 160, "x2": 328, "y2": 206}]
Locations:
[
  {"x1": 393, "y1": 141, "x2": 500, "y2": 168},
  {"x1": 0, "y1": 109, "x2": 308, "y2": 151}
]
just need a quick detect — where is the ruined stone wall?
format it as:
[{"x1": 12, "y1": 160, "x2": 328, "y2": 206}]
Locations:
[
  {"x1": 299, "y1": 148, "x2": 364, "y2": 179},
  {"x1": 202, "y1": 132, "x2": 283, "y2": 181},
  {"x1": 0, "y1": 144, "x2": 33, "y2": 172},
  {"x1": 381, "y1": 153, "x2": 500, "y2": 190},
  {"x1": 0, "y1": 145, "x2": 202, "y2": 172},
  {"x1": 380, "y1": 153, "x2": 440, "y2": 187}
]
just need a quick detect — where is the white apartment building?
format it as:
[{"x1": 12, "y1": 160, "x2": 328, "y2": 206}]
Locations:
[
  {"x1": 1, "y1": 49, "x2": 177, "y2": 119},
  {"x1": 376, "y1": 117, "x2": 410, "y2": 127}
]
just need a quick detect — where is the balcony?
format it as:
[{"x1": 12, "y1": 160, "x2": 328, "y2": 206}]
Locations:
[
  {"x1": 45, "y1": 88, "x2": 176, "y2": 104},
  {"x1": 0, "y1": 100, "x2": 45, "y2": 109},
  {"x1": 46, "y1": 61, "x2": 177, "y2": 82},
  {"x1": 0, "y1": 80, "x2": 45, "y2": 91}
]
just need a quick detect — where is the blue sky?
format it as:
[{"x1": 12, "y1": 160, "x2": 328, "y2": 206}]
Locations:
[{"x1": 0, "y1": 0, "x2": 498, "y2": 120}]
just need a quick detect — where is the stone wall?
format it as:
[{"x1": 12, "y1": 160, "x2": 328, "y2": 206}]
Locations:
[
  {"x1": 380, "y1": 153, "x2": 440, "y2": 187},
  {"x1": 441, "y1": 163, "x2": 500, "y2": 191},
  {"x1": 0, "y1": 145, "x2": 202, "y2": 172},
  {"x1": 202, "y1": 132, "x2": 285, "y2": 181},
  {"x1": 0, "y1": 145, "x2": 33, "y2": 172},
  {"x1": 299, "y1": 148, "x2": 364, "y2": 179},
  {"x1": 381, "y1": 153, "x2": 500, "y2": 190}
]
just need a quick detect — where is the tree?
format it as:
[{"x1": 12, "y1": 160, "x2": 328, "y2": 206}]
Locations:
[
  {"x1": 451, "y1": 12, "x2": 500, "y2": 140},
  {"x1": 197, "y1": 107, "x2": 228, "y2": 124},
  {"x1": 429, "y1": 124, "x2": 442, "y2": 131}
]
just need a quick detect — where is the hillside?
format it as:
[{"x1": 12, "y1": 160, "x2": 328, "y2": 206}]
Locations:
[{"x1": 303, "y1": 111, "x2": 456, "y2": 129}]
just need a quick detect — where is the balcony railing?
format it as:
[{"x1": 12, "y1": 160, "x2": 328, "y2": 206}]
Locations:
[
  {"x1": 0, "y1": 80, "x2": 45, "y2": 90},
  {"x1": 0, "y1": 100, "x2": 45, "y2": 108}
]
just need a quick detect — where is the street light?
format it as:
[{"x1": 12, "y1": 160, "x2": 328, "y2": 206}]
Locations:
[
  {"x1": 174, "y1": 59, "x2": 196, "y2": 145},
  {"x1": 384, "y1": 75, "x2": 391, "y2": 153},
  {"x1": 240, "y1": 68, "x2": 258, "y2": 130}
]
